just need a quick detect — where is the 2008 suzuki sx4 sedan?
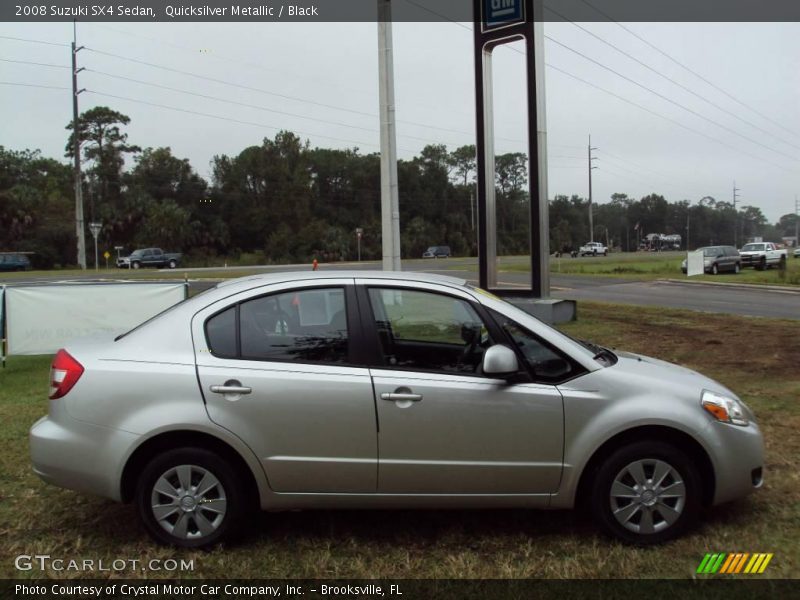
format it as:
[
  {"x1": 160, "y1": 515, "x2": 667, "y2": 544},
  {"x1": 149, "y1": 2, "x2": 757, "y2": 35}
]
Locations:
[{"x1": 30, "y1": 272, "x2": 763, "y2": 547}]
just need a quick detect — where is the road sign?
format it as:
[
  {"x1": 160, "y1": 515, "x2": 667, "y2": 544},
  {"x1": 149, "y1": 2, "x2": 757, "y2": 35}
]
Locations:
[
  {"x1": 482, "y1": 0, "x2": 524, "y2": 31},
  {"x1": 103, "y1": 251, "x2": 110, "y2": 260}
]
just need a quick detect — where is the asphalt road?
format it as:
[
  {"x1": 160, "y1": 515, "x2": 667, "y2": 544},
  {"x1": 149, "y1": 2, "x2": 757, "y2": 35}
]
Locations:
[{"x1": 3, "y1": 259, "x2": 799, "y2": 320}]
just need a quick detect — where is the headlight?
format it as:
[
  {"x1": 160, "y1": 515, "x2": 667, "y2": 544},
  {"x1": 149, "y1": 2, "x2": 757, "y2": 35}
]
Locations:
[
  {"x1": 701, "y1": 390, "x2": 749, "y2": 426},
  {"x1": 703, "y1": 258, "x2": 712, "y2": 265}
]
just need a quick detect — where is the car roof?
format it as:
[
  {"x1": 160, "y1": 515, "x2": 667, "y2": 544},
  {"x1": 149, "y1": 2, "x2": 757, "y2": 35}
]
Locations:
[{"x1": 216, "y1": 270, "x2": 466, "y2": 290}]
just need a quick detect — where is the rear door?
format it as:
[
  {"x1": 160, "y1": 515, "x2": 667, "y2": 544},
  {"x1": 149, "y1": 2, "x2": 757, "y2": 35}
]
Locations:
[
  {"x1": 357, "y1": 280, "x2": 564, "y2": 498},
  {"x1": 192, "y1": 279, "x2": 378, "y2": 493}
]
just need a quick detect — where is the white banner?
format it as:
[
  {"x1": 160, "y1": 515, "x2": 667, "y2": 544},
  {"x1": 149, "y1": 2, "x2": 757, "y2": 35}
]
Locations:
[
  {"x1": 686, "y1": 251, "x2": 705, "y2": 277},
  {"x1": 5, "y1": 282, "x2": 186, "y2": 356}
]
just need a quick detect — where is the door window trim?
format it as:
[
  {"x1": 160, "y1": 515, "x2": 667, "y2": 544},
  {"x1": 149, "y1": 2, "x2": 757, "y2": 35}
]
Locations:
[
  {"x1": 484, "y1": 308, "x2": 588, "y2": 385},
  {"x1": 360, "y1": 284, "x2": 516, "y2": 379},
  {"x1": 203, "y1": 284, "x2": 367, "y2": 368}
]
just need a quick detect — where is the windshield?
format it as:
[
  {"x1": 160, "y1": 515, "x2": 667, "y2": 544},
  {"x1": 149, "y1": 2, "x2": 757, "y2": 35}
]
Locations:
[
  {"x1": 130, "y1": 250, "x2": 144, "y2": 257},
  {"x1": 741, "y1": 244, "x2": 764, "y2": 252},
  {"x1": 702, "y1": 247, "x2": 720, "y2": 257}
]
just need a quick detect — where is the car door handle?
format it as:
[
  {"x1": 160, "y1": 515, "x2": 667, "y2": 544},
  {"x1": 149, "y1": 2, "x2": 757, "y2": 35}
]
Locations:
[
  {"x1": 210, "y1": 382, "x2": 252, "y2": 395},
  {"x1": 380, "y1": 392, "x2": 422, "y2": 402}
]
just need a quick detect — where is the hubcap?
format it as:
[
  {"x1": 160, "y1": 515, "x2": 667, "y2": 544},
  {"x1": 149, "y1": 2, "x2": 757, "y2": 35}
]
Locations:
[
  {"x1": 151, "y1": 464, "x2": 227, "y2": 539},
  {"x1": 609, "y1": 458, "x2": 686, "y2": 535}
]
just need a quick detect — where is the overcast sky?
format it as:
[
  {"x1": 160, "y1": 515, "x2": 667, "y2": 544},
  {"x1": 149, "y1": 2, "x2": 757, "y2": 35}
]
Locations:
[{"x1": 1, "y1": 19, "x2": 798, "y2": 222}]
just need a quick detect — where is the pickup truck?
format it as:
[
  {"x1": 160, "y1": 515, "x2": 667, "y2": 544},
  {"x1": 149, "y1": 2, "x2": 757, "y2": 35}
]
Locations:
[
  {"x1": 738, "y1": 242, "x2": 787, "y2": 270},
  {"x1": 117, "y1": 248, "x2": 182, "y2": 269},
  {"x1": 578, "y1": 241, "x2": 608, "y2": 256}
]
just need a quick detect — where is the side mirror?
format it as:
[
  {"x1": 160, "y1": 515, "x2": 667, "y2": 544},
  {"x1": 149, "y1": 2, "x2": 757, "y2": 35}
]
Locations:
[{"x1": 482, "y1": 344, "x2": 519, "y2": 376}]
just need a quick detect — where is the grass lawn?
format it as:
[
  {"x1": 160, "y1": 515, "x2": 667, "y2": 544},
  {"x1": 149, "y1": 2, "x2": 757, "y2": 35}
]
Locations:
[
  {"x1": 523, "y1": 252, "x2": 800, "y2": 286},
  {"x1": 0, "y1": 302, "x2": 798, "y2": 579}
]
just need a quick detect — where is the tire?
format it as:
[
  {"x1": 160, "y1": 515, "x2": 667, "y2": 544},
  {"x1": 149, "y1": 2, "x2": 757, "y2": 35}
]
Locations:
[
  {"x1": 589, "y1": 441, "x2": 701, "y2": 545},
  {"x1": 593, "y1": 250, "x2": 597, "y2": 256},
  {"x1": 132, "y1": 261, "x2": 141, "y2": 270},
  {"x1": 168, "y1": 259, "x2": 177, "y2": 269},
  {"x1": 757, "y1": 257, "x2": 766, "y2": 271},
  {"x1": 711, "y1": 263, "x2": 718, "y2": 275},
  {"x1": 136, "y1": 447, "x2": 248, "y2": 548},
  {"x1": 604, "y1": 250, "x2": 608, "y2": 256},
  {"x1": 734, "y1": 262, "x2": 741, "y2": 274}
]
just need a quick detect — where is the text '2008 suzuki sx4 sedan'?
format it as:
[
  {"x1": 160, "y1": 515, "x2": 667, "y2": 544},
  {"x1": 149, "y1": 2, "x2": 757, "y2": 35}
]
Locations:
[{"x1": 30, "y1": 272, "x2": 764, "y2": 547}]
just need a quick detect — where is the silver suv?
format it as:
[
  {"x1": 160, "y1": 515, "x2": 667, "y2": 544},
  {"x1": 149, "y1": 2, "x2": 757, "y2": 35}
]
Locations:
[{"x1": 30, "y1": 272, "x2": 763, "y2": 547}]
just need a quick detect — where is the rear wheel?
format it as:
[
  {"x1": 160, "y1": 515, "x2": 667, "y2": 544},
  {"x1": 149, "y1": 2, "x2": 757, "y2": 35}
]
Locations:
[
  {"x1": 590, "y1": 441, "x2": 701, "y2": 545},
  {"x1": 136, "y1": 447, "x2": 248, "y2": 548}
]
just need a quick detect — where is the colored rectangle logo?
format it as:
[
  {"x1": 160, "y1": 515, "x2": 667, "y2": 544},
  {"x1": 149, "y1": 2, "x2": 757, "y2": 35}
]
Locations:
[
  {"x1": 483, "y1": 0, "x2": 524, "y2": 30},
  {"x1": 698, "y1": 553, "x2": 773, "y2": 574}
]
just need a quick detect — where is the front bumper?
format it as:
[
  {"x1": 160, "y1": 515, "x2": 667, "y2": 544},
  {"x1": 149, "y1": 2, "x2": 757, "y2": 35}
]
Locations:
[{"x1": 702, "y1": 418, "x2": 764, "y2": 505}]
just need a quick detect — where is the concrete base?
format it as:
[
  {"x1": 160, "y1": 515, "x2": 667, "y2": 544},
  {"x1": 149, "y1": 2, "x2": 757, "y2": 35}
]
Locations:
[{"x1": 505, "y1": 297, "x2": 577, "y2": 324}]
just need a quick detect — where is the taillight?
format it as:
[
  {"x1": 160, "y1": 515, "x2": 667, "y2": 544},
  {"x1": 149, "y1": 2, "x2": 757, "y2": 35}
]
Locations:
[{"x1": 49, "y1": 349, "x2": 84, "y2": 399}]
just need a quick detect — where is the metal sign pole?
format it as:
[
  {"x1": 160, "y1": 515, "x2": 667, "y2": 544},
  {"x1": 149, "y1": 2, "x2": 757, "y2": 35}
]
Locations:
[{"x1": 474, "y1": 0, "x2": 547, "y2": 298}]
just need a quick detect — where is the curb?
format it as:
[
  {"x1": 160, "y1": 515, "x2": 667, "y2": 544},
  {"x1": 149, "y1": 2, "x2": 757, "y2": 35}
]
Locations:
[{"x1": 662, "y1": 278, "x2": 800, "y2": 294}]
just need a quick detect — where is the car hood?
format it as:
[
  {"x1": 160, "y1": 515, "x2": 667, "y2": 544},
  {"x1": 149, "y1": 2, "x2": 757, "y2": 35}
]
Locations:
[{"x1": 612, "y1": 350, "x2": 737, "y2": 399}]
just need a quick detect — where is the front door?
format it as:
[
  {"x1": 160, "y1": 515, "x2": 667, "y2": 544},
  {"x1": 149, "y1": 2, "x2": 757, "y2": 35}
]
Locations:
[{"x1": 361, "y1": 283, "x2": 564, "y2": 495}]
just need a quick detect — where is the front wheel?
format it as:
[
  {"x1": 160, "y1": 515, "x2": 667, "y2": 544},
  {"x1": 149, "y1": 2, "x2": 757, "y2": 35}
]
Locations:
[
  {"x1": 734, "y1": 262, "x2": 741, "y2": 274},
  {"x1": 131, "y1": 261, "x2": 141, "y2": 270},
  {"x1": 168, "y1": 259, "x2": 177, "y2": 269},
  {"x1": 136, "y1": 447, "x2": 248, "y2": 548},
  {"x1": 711, "y1": 263, "x2": 719, "y2": 275},
  {"x1": 590, "y1": 441, "x2": 701, "y2": 545}
]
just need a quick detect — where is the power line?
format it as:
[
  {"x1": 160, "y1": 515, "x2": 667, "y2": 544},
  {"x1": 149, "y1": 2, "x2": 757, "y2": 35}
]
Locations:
[
  {"x1": 84, "y1": 68, "x2": 475, "y2": 148},
  {"x1": 545, "y1": 34, "x2": 800, "y2": 164},
  {"x1": 0, "y1": 58, "x2": 70, "y2": 69},
  {"x1": 0, "y1": 34, "x2": 69, "y2": 47},
  {"x1": 409, "y1": 7, "x2": 799, "y2": 173},
  {"x1": 543, "y1": 4, "x2": 800, "y2": 154},
  {"x1": 82, "y1": 46, "x2": 520, "y2": 145},
  {"x1": 575, "y1": 0, "x2": 800, "y2": 139},
  {"x1": 84, "y1": 89, "x2": 423, "y2": 154},
  {"x1": 0, "y1": 81, "x2": 70, "y2": 90},
  {"x1": 545, "y1": 63, "x2": 798, "y2": 175}
]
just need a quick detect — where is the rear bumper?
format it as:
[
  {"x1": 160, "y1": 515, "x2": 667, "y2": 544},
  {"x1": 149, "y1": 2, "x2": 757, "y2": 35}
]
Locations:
[{"x1": 29, "y1": 413, "x2": 137, "y2": 501}]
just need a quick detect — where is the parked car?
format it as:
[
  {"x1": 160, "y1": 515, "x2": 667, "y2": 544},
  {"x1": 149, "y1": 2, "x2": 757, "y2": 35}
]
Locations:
[
  {"x1": 739, "y1": 242, "x2": 787, "y2": 270},
  {"x1": 578, "y1": 242, "x2": 608, "y2": 256},
  {"x1": 30, "y1": 271, "x2": 763, "y2": 548},
  {"x1": 117, "y1": 248, "x2": 182, "y2": 269},
  {"x1": 794, "y1": 246, "x2": 800, "y2": 259},
  {"x1": 0, "y1": 253, "x2": 32, "y2": 272},
  {"x1": 681, "y1": 246, "x2": 741, "y2": 275},
  {"x1": 422, "y1": 245, "x2": 451, "y2": 258}
]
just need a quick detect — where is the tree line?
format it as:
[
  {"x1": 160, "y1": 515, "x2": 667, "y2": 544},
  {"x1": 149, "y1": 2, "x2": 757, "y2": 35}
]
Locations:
[{"x1": 1, "y1": 106, "x2": 797, "y2": 268}]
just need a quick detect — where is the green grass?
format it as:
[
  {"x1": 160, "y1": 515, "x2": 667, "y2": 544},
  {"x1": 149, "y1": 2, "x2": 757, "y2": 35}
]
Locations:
[
  {"x1": 531, "y1": 252, "x2": 800, "y2": 285},
  {"x1": 0, "y1": 303, "x2": 798, "y2": 579}
]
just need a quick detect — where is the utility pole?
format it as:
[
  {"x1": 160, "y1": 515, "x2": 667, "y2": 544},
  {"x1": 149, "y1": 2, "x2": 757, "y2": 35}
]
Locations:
[
  {"x1": 732, "y1": 181, "x2": 741, "y2": 248},
  {"x1": 588, "y1": 134, "x2": 598, "y2": 242},
  {"x1": 71, "y1": 22, "x2": 87, "y2": 269},
  {"x1": 377, "y1": 0, "x2": 401, "y2": 272},
  {"x1": 795, "y1": 195, "x2": 798, "y2": 247}
]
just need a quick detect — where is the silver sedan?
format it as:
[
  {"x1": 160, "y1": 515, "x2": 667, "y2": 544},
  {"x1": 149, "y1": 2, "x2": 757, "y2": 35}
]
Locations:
[{"x1": 30, "y1": 271, "x2": 764, "y2": 547}]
